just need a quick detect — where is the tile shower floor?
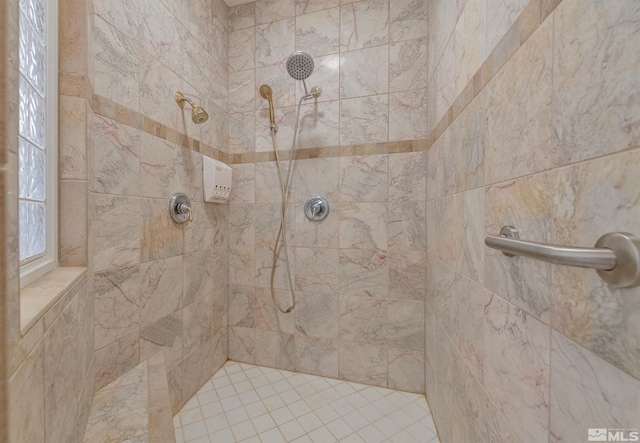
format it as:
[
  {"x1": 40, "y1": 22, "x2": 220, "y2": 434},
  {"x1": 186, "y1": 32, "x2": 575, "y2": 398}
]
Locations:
[{"x1": 174, "y1": 361, "x2": 440, "y2": 443}]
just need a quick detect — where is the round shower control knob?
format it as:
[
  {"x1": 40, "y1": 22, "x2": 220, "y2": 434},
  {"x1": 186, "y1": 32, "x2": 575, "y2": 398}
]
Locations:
[{"x1": 304, "y1": 197, "x2": 329, "y2": 221}]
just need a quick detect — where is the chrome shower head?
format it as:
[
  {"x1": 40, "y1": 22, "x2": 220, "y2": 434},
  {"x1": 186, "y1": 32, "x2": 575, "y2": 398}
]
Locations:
[
  {"x1": 286, "y1": 51, "x2": 314, "y2": 81},
  {"x1": 175, "y1": 91, "x2": 208, "y2": 124}
]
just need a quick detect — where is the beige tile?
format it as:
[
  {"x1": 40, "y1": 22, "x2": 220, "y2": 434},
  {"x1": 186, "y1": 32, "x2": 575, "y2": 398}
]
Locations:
[
  {"x1": 388, "y1": 348, "x2": 424, "y2": 393},
  {"x1": 140, "y1": 198, "x2": 184, "y2": 263},
  {"x1": 339, "y1": 248, "x2": 388, "y2": 298},
  {"x1": 255, "y1": 330, "x2": 295, "y2": 370},
  {"x1": 8, "y1": 342, "x2": 45, "y2": 443},
  {"x1": 339, "y1": 295, "x2": 387, "y2": 345},
  {"x1": 338, "y1": 341, "x2": 387, "y2": 386},
  {"x1": 59, "y1": 96, "x2": 88, "y2": 180}
]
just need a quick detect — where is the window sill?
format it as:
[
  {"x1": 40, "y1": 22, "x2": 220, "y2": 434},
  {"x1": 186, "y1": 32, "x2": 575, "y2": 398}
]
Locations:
[{"x1": 20, "y1": 267, "x2": 87, "y2": 333}]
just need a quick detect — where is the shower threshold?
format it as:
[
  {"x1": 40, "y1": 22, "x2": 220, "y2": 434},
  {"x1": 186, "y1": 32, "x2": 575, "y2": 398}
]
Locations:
[{"x1": 174, "y1": 361, "x2": 440, "y2": 443}]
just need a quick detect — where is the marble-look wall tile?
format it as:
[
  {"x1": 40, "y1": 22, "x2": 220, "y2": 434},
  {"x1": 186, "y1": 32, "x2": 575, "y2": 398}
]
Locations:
[
  {"x1": 339, "y1": 202, "x2": 387, "y2": 249},
  {"x1": 295, "y1": 7, "x2": 340, "y2": 57},
  {"x1": 140, "y1": 313, "x2": 183, "y2": 370},
  {"x1": 339, "y1": 95, "x2": 389, "y2": 145},
  {"x1": 388, "y1": 348, "x2": 424, "y2": 393},
  {"x1": 184, "y1": 202, "x2": 221, "y2": 253},
  {"x1": 255, "y1": 287, "x2": 295, "y2": 333},
  {"x1": 296, "y1": 54, "x2": 340, "y2": 103},
  {"x1": 229, "y1": 286, "x2": 255, "y2": 328},
  {"x1": 388, "y1": 151, "x2": 426, "y2": 202},
  {"x1": 60, "y1": 181, "x2": 88, "y2": 267},
  {"x1": 256, "y1": 0, "x2": 296, "y2": 24},
  {"x1": 229, "y1": 245, "x2": 256, "y2": 286},
  {"x1": 140, "y1": 133, "x2": 202, "y2": 201},
  {"x1": 485, "y1": 173, "x2": 554, "y2": 322},
  {"x1": 229, "y1": 28, "x2": 255, "y2": 72},
  {"x1": 339, "y1": 46, "x2": 389, "y2": 98},
  {"x1": 290, "y1": 157, "x2": 340, "y2": 202},
  {"x1": 255, "y1": 330, "x2": 295, "y2": 370},
  {"x1": 297, "y1": 100, "x2": 340, "y2": 149},
  {"x1": 60, "y1": 95, "x2": 88, "y2": 180},
  {"x1": 294, "y1": 247, "x2": 339, "y2": 294},
  {"x1": 91, "y1": 115, "x2": 140, "y2": 196},
  {"x1": 483, "y1": 295, "x2": 550, "y2": 443},
  {"x1": 93, "y1": 0, "x2": 139, "y2": 41},
  {"x1": 389, "y1": 88, "x2": 428, "y2": 141},
  {"x1": 340, "y1": 0, "x2": 389, "y2": 51},
  {"x1": 486, "y1": 0, "x2": 529, "y2": 53},
  {"x1": 339, "y1": 341, "x2": 387, "y2": 386},
  {"x1": 230, "y1": 163, "x2": 256, "y2": 204},
  {"x1": 431, "y1": 189, "x2": 484, "y2": 282},
  {"x1": 229, "y1": 326, "x2": 255, "y2": 363},
  {"x1": 229, "y1": 70, "x2": 255, "y2": 113},
  {"x1": 387, "y1": 300, "x2": 424, "y2": 350},
  {"x1": 94, "y1": 267, "x2": 141, "y2": 350},
  {"x1": 8, "y1": 343, "x2": 45, "y2": 443},
  {"x1": 293, "y1": 202, "x2": 339, "y2": 248},
  {"x1": 229, "y1": 112, "x2": 256, "y2": 154},
  {"x1": 92, "y1": 15, "x2": 139, "y2": 111},
  {"x1": 339, "y1": 154, "x2": 388, "y2": 202},
  {"x1": 553, "y1": 0, "x2": 640, "y2": 165},
  {"x1": 484, "y1": 18, "x2": 557, "y2": 185},
  {"x1": 230, "y1": 3, "x2": 255, "y2": 31},
  {"x1": 294, "y1": 335, "x2": 339, "y2": 378},
  {"x1": 255, "y1": 245, "x2": 296, "y2": 291},
  {"x1": 256, "y1": 64, "x2": 297, "y2": 111},
  {"x1": 551, "y1": 150, "x2": 640, "y2": 379},
  {"x1": 141, "y1": 198, "x2": 184, "y2": 262},
  {"x1": 550, "y1": 331, "x2": 640, "y2": 442},
  {"x1": 339, "y1": 248, "x2": 388, "y2": 298},
  {"x1": 388, "y1": 250, "x2": 425, "y2": 301},
  {"x1": 294, "y1": 292, "x2": 339, "y2": 338},
  {"x1": 389, "y1": 38, "x2": 427, "y2": 92},
  {"x1": 390, "y1": 0, "x2": 428, "y2": 43},
  {"x1": 139, "y1": 0, "x2": 183, "y2": 72},
  {"x1": 453, "y1": 0, "x2": 487, "y2": 96},
  {"x1": 388, "y1": 201, "x2": 425, "y2": 251},
  {"x1": 229, "y1": 203, "x2": 256, "y2": 246},
  {"x1": 183, "y1": 250, "x2": 214, "y2": 305},
  {"x1": 91, "y1": 194, "x2": 141, "y2": 272},
  {"x1": 139, "y1": 52, "x2": 183, "y2": 132},
  {"x1": 339, "y1": 295, "x2": 387, "y2": 345},
  {"x1": 183, "y1": 295, "x2": 214, "y2": 357},
  {"x1": 139, "y1": 256, "x2": 183, "y2": 327},
  {"x1": 256, "y1": 18, "x2": 296, "y2": 67}
]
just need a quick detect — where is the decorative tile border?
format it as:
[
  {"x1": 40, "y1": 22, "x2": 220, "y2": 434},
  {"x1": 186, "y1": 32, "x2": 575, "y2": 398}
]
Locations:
[{"x1": 425, "y1": 0, "x2": 561, "y2": 150}]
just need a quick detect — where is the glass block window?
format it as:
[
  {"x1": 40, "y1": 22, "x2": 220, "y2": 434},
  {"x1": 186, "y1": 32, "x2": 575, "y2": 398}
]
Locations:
[{"x1": 18, "y1": 0, "x2": 57, "y2": 281}]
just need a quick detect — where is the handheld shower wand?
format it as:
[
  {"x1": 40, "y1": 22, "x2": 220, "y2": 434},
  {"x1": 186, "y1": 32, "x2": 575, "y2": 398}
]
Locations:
[{"x1": 259, "y1": 84, "x2": 277, "y2": 132}]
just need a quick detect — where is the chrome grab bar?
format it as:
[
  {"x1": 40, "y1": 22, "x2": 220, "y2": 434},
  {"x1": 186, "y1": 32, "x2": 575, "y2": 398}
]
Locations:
[{"x1": 485, "y1": 226, "x2": 640, "y2": 288}]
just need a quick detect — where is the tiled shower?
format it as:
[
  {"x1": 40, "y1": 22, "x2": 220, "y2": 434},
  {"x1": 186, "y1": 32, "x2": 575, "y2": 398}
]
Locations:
[{"x1": 1, "y1": 0, "x2": 639, "y2": 442}]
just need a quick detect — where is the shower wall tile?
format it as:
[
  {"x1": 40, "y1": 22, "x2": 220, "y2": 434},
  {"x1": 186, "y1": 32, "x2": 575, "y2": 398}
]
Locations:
[
  {"x1": 388, "y1": 250, "x2": 426, "y2": 301},
  {"x1": 183, "y1": 249, "x2": 215, "y2": 305},
  {"x1": 255, "y1": 287, "x2": 296, "y2": 333},
  {"x1": 8, "y1": 342, "x2": 45, "y2": 443},
  {"x1": 256, "y1": 0, "x2": 296, "y2": 24},
  {"x1": 339, "y1": 46, "x2": 389, "y2": 98},
  {"x1": 340, "y1": 0, "x2": 390, "y2": 51},
  {"x1": 339, "y1": 154, "x2": 388, "y2": 202},
  {"x1": 294, "y1": 335, "x2": 339, "y2": 378},
  {"x1": 256, "y1": 64, "x2": 297, "y2": 110},
  {"x1": 229, "y1": 326, "x2": 256, "y2": 364},
  {"x1": 485, "y1": 0, "x2": 529, "y2": 53},
  {"x1": 229, "y1": 203, "x2": 256, "y2": 246},
  {"x1": 551, "y1": 150, "x2": 640, "y2": 379},
  {"x1": 339, "y1": 248, "x2": 388, "y2": 299},
  {"x1": 229, "y1": 28, "x2": 255, "y2": 72},
  {"x1": 387, "y1": 348, "x2": 425, "y2": 393},
  {"x1": 229, "y1": 70, "x2": 256, "y2": 113},
  {"x1": 139, "y1": 0, "x2": 184, "y2": 72},
  {"x1": 388, "y1": 151, "x2": 426, "y2": 202},
  {"x1": 294, "y1": 292, "x2": 339, "y2": 339},
  {"x1": 229, "y1": 245, "x2": 256, "y2": 286},
  {"x1": 297, "y1": 100, "x2": 340, "y2": 149},
  {"x1": 549, "y1": 331, "x2": 640, "y2": 443},
  {"x1": 230, "y1": 3, "x2": 255, "y2": 31},
  {"x1": 60, "y1": 96, "x2": 89, "y2": 180},
  {"x1": 140, "y1": 198, "x2": 184, "y2": 262},
  {"x1": 140, "y1": 312, "x2": 183, "y2": 370},
  {"x1": 94, "y1": 266, "x2": 142, "y2": 351},
  {"x1": 339, "y1": 95, "x2": 389, "y2": 145},
  {"x1": 339, "y1": 295, "x2": 387, "y2": 345},
  {"x1": 230, "y1": 163, "x2": 256, "y2": 204},
  {"x1": 294, "y1": 247, "x2": 340, "y2": 294},
  {"x1": 339, "y1": 341, "x2": 387, "y2": 386},
  {"x1": 483, "y1": 295, "x2": 550, "y2": 443},
  {"x1": 229, "y1": 286, "x2": 255, "y2": 328},
  {"x1": 256, "y1": 18, "x2": 296, "y2": 67},
  {"x1": 552, "y1": 0, "x2": 640, "y2": 165},
  {"x1": 91, "y1": 115, "x2": 140, "y2": 196},
  {"x1": 92, "y1": 16, "x2": 140, "y2": 111},
  {"x1": 387, "y1": 300, "x2": 424, "y2": 350},
  {"x1": 255, "y1": 106, "x2": 297, "y2": 152},
  {"x1": 387, "y1": 201, "x2": 425, "y2": 252},
  {"x1": 390, "y1": 0, "x2": 428, "y2": 43},
  {"x1": 139, "y1": 256, "x2": 184, "y2": 327},
  {"x1": 184, "y1": 202, "x2": 222, "y2": 252},
  {"x1": 339, "y1": 202, "x2": 387, "y2": 249},
  {"x1": 484, "y1": 18, "x2": 556, "y2": 185},
  {"x1": 91, "y1": 194, "x2": 142, "y2": 272},
  {"x1": 229, "y1": 112, "x2": 256, "y2": 154},
  {"x1": 295, "y1": 54, "x2": 339, "y2": 103},
  {"x1": 295, "y1": 7, "x2": 340, "y2": 57},
  {"x1": 294, "y1": 203, "x2": 339, "y2": 248},
  {"x1": 389, "y1": 88, "x2": 428, "y2": 141},
  {"x1": 255, "y1": 330, "x2": 295, "y2": 370},
  {"x1": 290, "y1": 157, "x2": 340, "y2": 202},
  {"x1": 139, "y1": 52, "x2": 183, "y2": 132},
  {"x1": 389, "y1": 38, "x2": 427, "y2": 92}
]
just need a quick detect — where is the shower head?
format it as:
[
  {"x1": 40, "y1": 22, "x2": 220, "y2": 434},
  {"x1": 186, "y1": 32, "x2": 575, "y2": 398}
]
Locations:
[
  {"x1": 259, "y1": 84, "x2": 277, "y2": 131},
  {"x1": 286, "y1": 51, "x2": 314, "y2": 81},
  {"x1": 191, "y1": 104, "x2": 209, "y2": 124},
  {"x1": 175, "y1": 91, "x2": 209, "y2": 124}
]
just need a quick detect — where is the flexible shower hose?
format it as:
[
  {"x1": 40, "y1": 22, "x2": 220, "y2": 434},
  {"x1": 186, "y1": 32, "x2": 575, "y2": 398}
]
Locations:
[{"x1": 269, "y1": 95, "x2": 307, "y2": 314}]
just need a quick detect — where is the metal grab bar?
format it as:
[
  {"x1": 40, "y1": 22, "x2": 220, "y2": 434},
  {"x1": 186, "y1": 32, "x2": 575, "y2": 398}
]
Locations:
[{"x1": 485, "y1": 226, "x2": 640, "y2": 288}]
